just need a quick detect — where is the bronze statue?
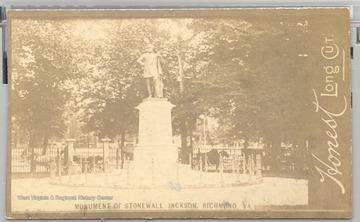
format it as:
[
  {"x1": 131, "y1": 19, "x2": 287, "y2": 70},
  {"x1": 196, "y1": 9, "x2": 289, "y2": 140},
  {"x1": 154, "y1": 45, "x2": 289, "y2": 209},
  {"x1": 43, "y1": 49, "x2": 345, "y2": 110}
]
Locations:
[{"x1": 136, "y1": 44, "x2": 165, "y2": 98}]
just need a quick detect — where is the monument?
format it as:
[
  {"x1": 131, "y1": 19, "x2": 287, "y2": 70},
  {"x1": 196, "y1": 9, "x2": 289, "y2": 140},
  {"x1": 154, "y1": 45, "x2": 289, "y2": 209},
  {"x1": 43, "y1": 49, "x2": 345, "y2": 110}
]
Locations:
[
  {"x1": 47, "y1": 45, "x2": 263, "y2": 189},
  {"x1": 131, "y1": 45, "x2": 177, "y2": 185},
  {"x1": 136, "y1": 44, "x2": 164, "y2": 98}
]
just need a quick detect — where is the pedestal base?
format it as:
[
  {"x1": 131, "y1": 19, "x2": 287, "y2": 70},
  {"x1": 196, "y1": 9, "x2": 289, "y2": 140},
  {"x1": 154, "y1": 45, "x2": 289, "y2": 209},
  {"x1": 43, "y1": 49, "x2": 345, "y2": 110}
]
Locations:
[
  {"x1": 130, "y1": 145, "x2": 178, "y2": 185},
  {"x1": 131, "y1": 99, "x2": 178, "y2": 185}
]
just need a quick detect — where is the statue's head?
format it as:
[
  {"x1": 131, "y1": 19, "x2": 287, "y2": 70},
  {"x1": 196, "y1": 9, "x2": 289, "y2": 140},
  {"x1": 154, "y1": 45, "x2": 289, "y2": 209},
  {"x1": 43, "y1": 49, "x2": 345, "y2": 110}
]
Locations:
[{"x1": 146, "y1": 44, "x2": 155, "y2": 52}]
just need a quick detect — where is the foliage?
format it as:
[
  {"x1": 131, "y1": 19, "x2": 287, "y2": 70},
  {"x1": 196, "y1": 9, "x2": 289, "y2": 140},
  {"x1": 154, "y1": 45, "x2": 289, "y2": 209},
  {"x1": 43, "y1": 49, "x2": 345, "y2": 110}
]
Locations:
[
  {"x1": 11, "y1": 17, "x2": 314, "y2": 173},
  {"x1": 11, "y1": 20, "x2": 79, "y2": 151}
]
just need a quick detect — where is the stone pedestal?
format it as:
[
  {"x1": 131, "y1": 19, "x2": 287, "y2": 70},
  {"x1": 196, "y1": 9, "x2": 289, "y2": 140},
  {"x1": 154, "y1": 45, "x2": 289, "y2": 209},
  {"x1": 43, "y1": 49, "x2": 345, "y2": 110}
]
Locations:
[
  {"x1": 131, "y1": 98, "x2": 178, "y2": 185},
  {"x1": 66, "y1": 139, "x2": 76, "y2": 162},
  {"x1": 101, "y1": 138, "x2": 111, "y2": 173}
]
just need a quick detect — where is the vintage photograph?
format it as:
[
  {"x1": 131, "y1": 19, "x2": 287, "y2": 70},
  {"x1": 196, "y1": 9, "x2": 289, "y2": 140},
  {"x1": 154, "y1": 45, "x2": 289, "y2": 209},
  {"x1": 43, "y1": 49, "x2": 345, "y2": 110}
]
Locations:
[{"x1": 6, "y1": 9, "x2": 351, "y2": 219}]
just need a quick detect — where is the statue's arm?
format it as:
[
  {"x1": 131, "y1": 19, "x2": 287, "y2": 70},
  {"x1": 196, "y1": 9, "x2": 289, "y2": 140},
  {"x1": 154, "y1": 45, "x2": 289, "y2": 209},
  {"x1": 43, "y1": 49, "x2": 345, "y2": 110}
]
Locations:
[
  {"x1": 158, "y1": 54, "x2": 165, "y2": 64},
  {"x1": 136, "y1": 54, "x2": 145, "y2": 66}
]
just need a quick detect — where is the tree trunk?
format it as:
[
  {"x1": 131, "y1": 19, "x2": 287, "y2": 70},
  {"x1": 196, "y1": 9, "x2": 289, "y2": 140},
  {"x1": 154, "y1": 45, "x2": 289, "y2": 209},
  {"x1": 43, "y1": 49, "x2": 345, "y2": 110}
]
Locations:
[
  {"x1": 243, "y1": 135, "x2": 249, "y2": 158},
  {"x1": 271, "y1": 134, "x2": 282, "y2": 174},
  {"x1": 188, "y1": 126, "x2": 194, "y2": 165},
  {"x1": 189, "y1": 127, "x2": 193, "y2": 150},
  {"x1": 180, "y1": 122, "x2": 187, "y2": 149},
  {"x1": 120, "y1": 130, "x2": 126, "y2": 169},
  {"x1": 29, "y1": 132, "x2": 36, "y2": 174},
  {"x1": 42, "y1": 134, "x2": 49, "y2": 155},
  {"x1": 177, "y1": 54, "x2": 184, "y2": 93},
  {"x1": 179, "y1": 119, "x2": 188, "y2": 164}
]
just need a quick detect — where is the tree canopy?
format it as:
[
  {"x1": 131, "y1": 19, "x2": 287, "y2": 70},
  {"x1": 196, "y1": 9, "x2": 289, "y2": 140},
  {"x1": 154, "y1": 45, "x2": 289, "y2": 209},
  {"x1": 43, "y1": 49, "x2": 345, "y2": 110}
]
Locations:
[{"x1": 10, "y1": 17, "x2": 314, "y2": 172}]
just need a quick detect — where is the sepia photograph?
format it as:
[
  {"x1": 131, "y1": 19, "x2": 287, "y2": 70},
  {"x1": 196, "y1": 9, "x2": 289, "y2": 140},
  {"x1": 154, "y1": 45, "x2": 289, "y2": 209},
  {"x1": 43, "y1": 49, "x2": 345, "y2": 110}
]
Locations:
[{"x1": 6, "y1": 8, "x2": 351, "y2": 219}]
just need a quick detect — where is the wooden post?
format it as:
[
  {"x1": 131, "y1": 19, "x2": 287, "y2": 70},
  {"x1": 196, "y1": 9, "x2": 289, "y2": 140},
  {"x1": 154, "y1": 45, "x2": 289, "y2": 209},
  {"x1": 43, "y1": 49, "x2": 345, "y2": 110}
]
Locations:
[
  {"x1": 66, "y1": 139, "x2": 76, "y2": 163},
  {"x1": 242, "y1": 154, "x2": 246, "y2": 175},
  {"x1": 79, "y1": 157, "x2": 83, "y2": 173},
  {"x1": 248, "y1": 155, "x2": 252, "y2": 173},
  {"x1": 101, "y1": 138, "x2": 111, "y2": 173},
  {"x1": 104, "y1": 160, "x2": 109, "y2": 183},
  {"x1": 58, "y1": 157, "x2": 62, "y2": 183},
  {"x1": 236, "y1": 160, "x2": 240, "y2": 183},
  {"x1": 84, "y1": 160, "x2": 88, "y2": 184},
  {"x1": 50, "y1": 157, "x2": 56, "y2": 182},
  {"x1": 204, "y1": 154, "x2": 208, "y2": 172},
  {"x1": 231, "y1": 158, "x2": 235, "y2": 181},
  {"x1": 68, "y1": 161, "x2": 72, "y2": 184},
  {"x1": 116, "y1": 148, "x2": 119, "y2": 169},
  {"x1": 231, "y1": 158, "x2": 235, "y2": 174},
  {"x1": 248, "y1": 155, "x2": 253, "y2": 181},
  {"x1": 256, "y1": 154, "x2": 262, "y2": 178},
  {"x1": 189, "y1": 153, "x2": 192, "y2": 169},
  {"x1": 251, "y1": 154, "x2": 255, "y2": 175},
  {"x1": 220, "y1": 158, "x2": 224, "y2": 184},
  {"x1": 92, "y1": 156, "x2": 96, "y2": 173}
]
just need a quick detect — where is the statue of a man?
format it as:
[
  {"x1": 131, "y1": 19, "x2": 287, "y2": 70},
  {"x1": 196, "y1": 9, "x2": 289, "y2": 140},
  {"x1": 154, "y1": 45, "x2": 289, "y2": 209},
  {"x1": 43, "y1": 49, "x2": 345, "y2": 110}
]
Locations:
[{"x1": 136, "y1": 44, "x2": 165, "y2": 98}]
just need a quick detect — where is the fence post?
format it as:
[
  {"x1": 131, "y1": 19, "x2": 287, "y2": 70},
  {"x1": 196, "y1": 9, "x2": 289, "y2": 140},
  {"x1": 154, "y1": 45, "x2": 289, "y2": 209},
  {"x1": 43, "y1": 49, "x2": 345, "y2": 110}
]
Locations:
[
  {"x1": 32, "y1": 152, "x2": 36, "y2": 174},
  {"x1": 220, "y1": 158, "x2": 224, "y2": 184},
  {"x1": 251, "y1": 154, "x2": 255, "y2": 175},
  {"x1": 55, "y1": 147, "x2": 60, "y2": 177},
  {"x1": 79, "y1": 157, "x2": 83, "y2": 173},
  {"x1": 248, "y1": 155, "x2": 253, "y2": 181},
  {"x1": 92, "y1": 157, "x2": 96, "y2": 173},
  {"x1": 50, "y1": 157, "x2": 56, "y2": 183},
  {"x1": 204, "y1": 154, "x2": 208, "y2": 172},
  {"x1": 236, "y1": 160, "x2": 240, "y2": 183},
  {"x1": 116, "y1": 148, "x2": 119, "y2": 169},
  {"x1": 231, "y1": 157, "x2": 235, "y2": 174},
  {"x1": 68, "y1": 161, "x2": 73, "y2": 184},
  {"x1": 104, "y1": 160, "x2": 109, "y2": 183},
  {"x1": 231, "y1": 157, "x2": 235, "y2": 181},
  {"x1": 58, "y1": 157, "x2": 62, "y2": 183},
  {"x1": 242, "y1": 154, "x2": 246, "y2": 175},
  {"x1": 256, "y1": 154, "x2": 262, "y2": 178},
  {"x1": 101, "y1": 138, "x2": 111, "y2": 173},
  {"x1": 189, "y1": 153, "x2": 192, "y2": 169},
  {"x1": 66, "y1": 139, "x2": 76, "y2": 163},
  {"x1": 84, "y1": 160, "x2": 88, "y2": 184}
]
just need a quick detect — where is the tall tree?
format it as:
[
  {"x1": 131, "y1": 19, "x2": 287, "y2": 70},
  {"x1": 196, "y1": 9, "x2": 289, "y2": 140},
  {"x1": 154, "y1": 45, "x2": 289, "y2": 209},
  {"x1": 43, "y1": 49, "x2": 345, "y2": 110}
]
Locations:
[{"x1": 10, "y1": 20, "x2": 81, "y2": 171}]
